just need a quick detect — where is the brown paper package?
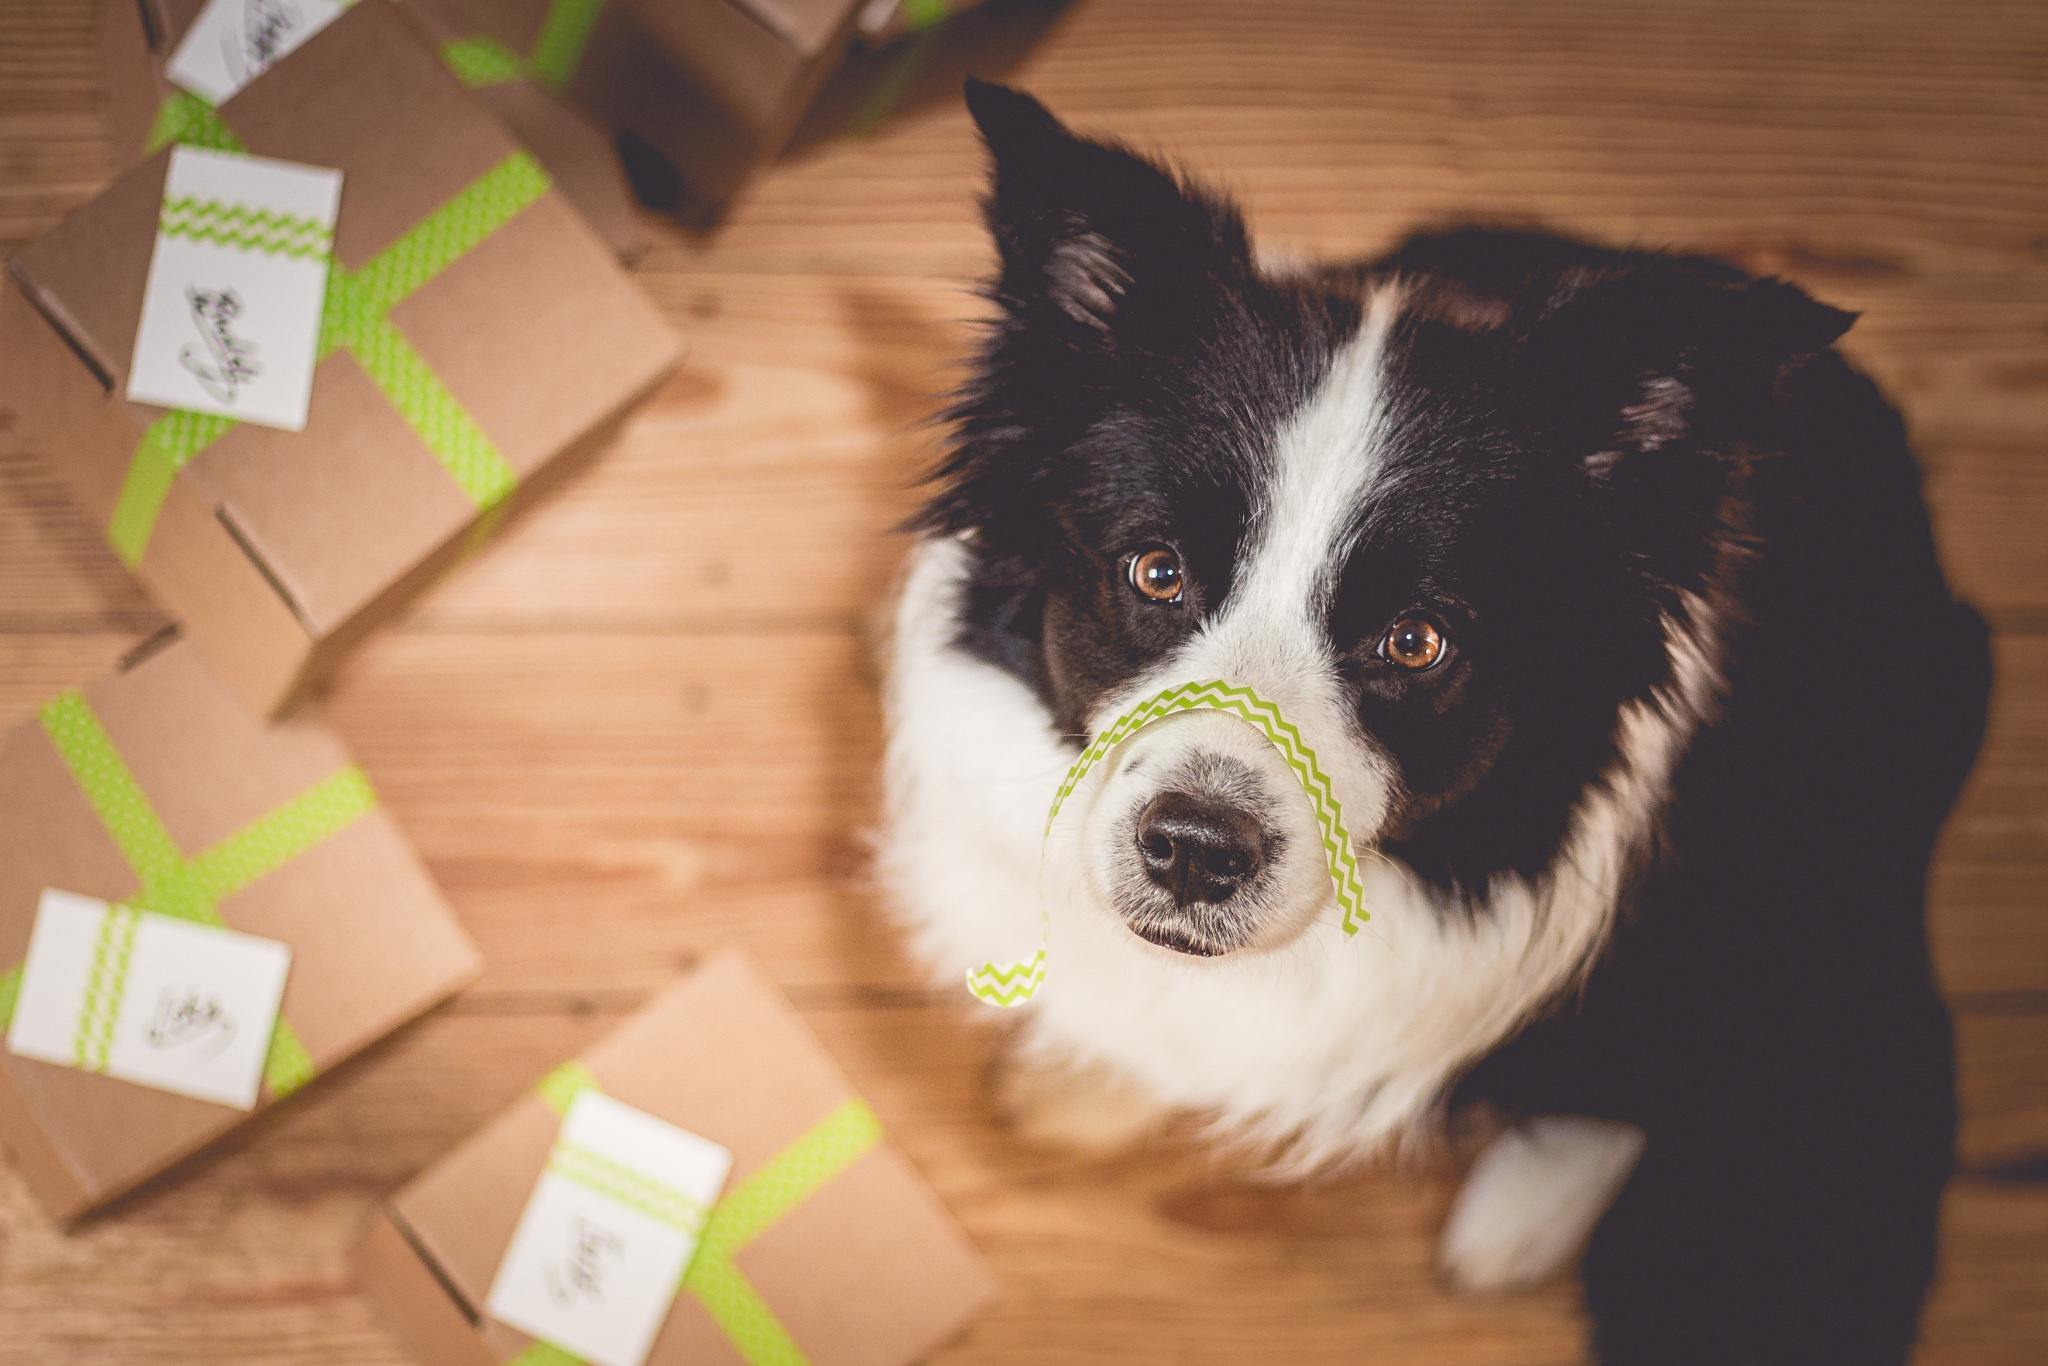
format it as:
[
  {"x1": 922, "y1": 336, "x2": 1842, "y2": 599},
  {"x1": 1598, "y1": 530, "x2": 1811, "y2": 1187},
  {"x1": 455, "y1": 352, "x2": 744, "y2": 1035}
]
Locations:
[
  {"x1": 408, "y1": 0, "x2": 868, "y2": 224},
  {"x1": 4, "y1": 0, "x2": 681, "y2": 718},
  {"x1": 0, "y1": 635, "x2": 484, "y2": 1223},
  {"x1": 100, "y1": 0, "x2": 650, "y2": 259},
  {"x1": 356, "y1": 950, "x2": 998, "y2": 1366}
]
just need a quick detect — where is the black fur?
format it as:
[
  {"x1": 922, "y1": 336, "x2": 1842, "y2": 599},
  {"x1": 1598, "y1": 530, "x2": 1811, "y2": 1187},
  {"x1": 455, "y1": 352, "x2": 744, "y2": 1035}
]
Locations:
[{"x1": 926, "y1": 81, "x2": 1991, "y2": 1363}]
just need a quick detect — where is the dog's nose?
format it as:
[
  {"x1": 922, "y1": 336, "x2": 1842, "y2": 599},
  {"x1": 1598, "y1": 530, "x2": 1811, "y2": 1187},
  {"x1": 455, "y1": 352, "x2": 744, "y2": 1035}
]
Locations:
[{"x1": 1135, "y1": 792, "x2": 1266, "y2": 905}]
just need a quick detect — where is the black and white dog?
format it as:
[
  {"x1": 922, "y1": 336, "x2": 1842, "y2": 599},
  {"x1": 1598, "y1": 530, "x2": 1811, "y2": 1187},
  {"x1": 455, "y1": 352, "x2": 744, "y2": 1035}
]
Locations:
[{"x1": 881, "y1": 82, "x2": 1992, "y2": 1364}]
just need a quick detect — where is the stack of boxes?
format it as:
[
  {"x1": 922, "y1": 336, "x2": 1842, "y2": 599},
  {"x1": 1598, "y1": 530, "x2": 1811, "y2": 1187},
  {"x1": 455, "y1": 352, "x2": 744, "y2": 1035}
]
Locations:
[{"x1": 0, "y1": 2, "x2": 994, "y2": 1361}]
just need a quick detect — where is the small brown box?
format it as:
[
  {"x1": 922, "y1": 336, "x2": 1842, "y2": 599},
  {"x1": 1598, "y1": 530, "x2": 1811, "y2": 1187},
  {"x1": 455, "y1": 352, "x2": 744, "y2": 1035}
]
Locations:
[
  {"x1": 855, "y1": 0, "x2": 992, "y2": 47},
  {"x1": 0, "y1": 634, "x2": 484, "y2": 1223},
  {"x1": 6, "y1": 0, "x2": 681, "y2": 718},
  {"x1": 355, "y1": 950, "x2": 997, "y2": 1365},
  {"x1": 100, "y1": 0, "x2": 650, "y2": 259},
  {"x1": 411, "y1": 0, "x2": 869, "y2": 224}
]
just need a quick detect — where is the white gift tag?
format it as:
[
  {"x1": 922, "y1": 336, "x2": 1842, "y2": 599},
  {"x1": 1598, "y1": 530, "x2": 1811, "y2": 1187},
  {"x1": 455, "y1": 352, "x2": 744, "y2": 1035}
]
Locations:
[
  {"x1": 6, "y1": 888, "x2": 293, "y2": 1110},
  {"x1": 125, "y1": 145, "x2": 342, "y2": 432},
  {"x1": 164, "y1": 0, "x2": 353, "y2": 105},
  {"x1": 487, "y1": 1092, "x2": 733, "y2": 1366}
]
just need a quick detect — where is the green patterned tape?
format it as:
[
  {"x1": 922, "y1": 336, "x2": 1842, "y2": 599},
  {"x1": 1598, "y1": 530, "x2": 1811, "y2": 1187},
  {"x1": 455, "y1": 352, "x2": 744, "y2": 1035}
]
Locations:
[
  {"x1": 160, "y1": 196, "x2": 333, "y2": 259},
  {"x1": 548, "y1": 1140, "x2": 710, "y2": 1235},
  {"x1": 0, "y1": 689, "x2": 378, "y2": 1099},
  {"x1": 71, "y1": 906, "x2": 141, "y2": 1072},
  {"x1": 439, "y1": 0, "x2": 607, "y2": 91},
  {"x1": 108, "y1": 146, "x2": 549, "y2": 568},
  {"x1": 441, "y1": 35, "x2": 527, "y2": 88},
  {"x1": 507, "y1": 1063, "x2": 884, "y2": 1366},
  {"x1": 967, "y1": 680, "x2": 1369, "y2": 1007},
  {"x1": 145, "y1": 91, "x2": 240, "y2": 155}
]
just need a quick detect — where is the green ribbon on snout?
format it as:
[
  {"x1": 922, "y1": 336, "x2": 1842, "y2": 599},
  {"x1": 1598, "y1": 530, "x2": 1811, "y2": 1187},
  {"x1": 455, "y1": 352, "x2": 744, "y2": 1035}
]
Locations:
[{"x1": 966, "y1": 679, "x2": 1370, "y2": 1007}]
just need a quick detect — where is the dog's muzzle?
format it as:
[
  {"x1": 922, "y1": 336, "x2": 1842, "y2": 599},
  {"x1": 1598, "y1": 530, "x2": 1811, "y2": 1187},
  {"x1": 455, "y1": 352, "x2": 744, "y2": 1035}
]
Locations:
[{"x1": 1089, "y1": 729, "x2": 1310, "y2": 957}]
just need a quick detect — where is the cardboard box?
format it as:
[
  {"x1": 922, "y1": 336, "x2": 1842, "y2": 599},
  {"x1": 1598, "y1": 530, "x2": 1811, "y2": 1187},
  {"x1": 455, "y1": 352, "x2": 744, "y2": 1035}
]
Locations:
[
  {"x1": 356, "y1": 950, "x2": 996, "y2": 1365},
  {"x1": 788, "y1": 0, "x2": 1071, "y2": 158},
  {"x1": 854, "y1": 0, "x2": 991, "y2": 48},
  {"x1": 8, "y1": 0, "x2": 681, "y2": 718},
  {"x1": 0, "y1": 632, "x2": 484, "y2": 1223},
  {"x1": 404, "y1": 0, "x2": 1064, "y2": 227},
  {"x1": 404, "y1": 0, "x2": 869, "y2": 226},
  {"x1": 100, "y1": 0, "x2": 650, "y2": 260}
]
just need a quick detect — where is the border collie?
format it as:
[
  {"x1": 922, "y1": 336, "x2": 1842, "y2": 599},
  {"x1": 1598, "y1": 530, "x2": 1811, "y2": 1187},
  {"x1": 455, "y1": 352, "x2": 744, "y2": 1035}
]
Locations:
[{"x1": 881, "y1": 81, "x2": 1992, "y2": 1364}]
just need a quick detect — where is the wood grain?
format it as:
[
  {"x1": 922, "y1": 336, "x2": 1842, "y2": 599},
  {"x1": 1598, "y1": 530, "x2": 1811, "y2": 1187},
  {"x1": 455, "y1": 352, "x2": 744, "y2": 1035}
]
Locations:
[{"x1": 0, "y1": 0, "x2": 2042, "y2": 1361}]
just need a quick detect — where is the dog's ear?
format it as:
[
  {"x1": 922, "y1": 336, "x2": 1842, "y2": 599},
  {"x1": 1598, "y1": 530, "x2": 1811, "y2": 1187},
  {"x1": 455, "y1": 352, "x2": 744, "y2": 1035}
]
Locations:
[
  {"x1": 964, "y1": 80, "x2": 1251, "y2": 342},
  {"x1": 1541, "y1": 266, "x2": 1854, "y2": 367},
  {"x1": 1528, "y1": 264, "x2": 1856, "y2": 464}
]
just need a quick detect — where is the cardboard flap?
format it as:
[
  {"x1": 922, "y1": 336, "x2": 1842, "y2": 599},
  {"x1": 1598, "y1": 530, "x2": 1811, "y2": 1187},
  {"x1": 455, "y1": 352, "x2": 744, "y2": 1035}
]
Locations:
[
  {"x1": 354, "y1": 1211, "x2": 499, "y2": 1366},
  {"x1": 730, "y1": 0, "x2": 863, "y2": 55},
  {"x1": 12, "y1": 150, "x2": 170, "y2": 394}
]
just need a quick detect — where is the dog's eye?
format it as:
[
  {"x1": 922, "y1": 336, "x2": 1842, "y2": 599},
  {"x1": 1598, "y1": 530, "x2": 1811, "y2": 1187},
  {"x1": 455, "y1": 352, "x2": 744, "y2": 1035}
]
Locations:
[
  {"x1": 1380, "y1": 616, "x2": 1447, "y2": 671},
  {"x1": 1127, "y1": 547, "x2": 1184, "y2": 603}
]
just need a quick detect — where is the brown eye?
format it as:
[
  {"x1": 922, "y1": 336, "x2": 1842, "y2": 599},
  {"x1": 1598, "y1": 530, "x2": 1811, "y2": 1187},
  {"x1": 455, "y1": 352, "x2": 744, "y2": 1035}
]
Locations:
[
  {"x1": 1381, "y1": 616, "x2": 1446, "y2": 671},
  {"x1": 1127, "y1": 547, "x2": 1184, "y2": 602}
]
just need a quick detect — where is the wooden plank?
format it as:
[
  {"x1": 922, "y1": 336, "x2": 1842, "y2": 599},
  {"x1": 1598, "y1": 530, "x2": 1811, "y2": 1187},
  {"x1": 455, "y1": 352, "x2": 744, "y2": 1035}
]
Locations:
[
  {"x1": 0, "y1": 998, "x2": 2038, "y2": 1364},
  {"x1": 1958, "y1": 1008, "x2": 2048, "y2": 1173},
  {"x1": 4, "y1": 622, "x2": 2035, "y2": 999},
  {"x1": 324, "y1": 625, "x2": 2048, "y2": 998},
  {"x1": 1932, "y1": 859, "x2": 2048, "y2": 1000},
  {"x1": 8, "y1": 275, "x2": 2041, "y2": 630},
  {"x1": 0, "y1": 630, "x2": 150, "y2": 730},
  {"x1": 1945, "y1": 636, "x2": 2048, "y2": 870},
  {"x1": 628, "y1": 0, "x2": 2047, "y2": 282}
]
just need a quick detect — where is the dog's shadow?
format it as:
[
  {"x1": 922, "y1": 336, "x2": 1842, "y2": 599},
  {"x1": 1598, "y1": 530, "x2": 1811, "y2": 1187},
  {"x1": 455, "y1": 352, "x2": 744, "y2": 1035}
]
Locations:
[{"x1": 812, "y1": 273, "x2": 978, "y2": 986}]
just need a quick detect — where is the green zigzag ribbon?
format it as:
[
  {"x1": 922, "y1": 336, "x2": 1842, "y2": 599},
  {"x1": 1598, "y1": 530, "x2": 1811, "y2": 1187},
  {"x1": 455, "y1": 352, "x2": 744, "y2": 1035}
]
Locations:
[
  {"x1": 107, "y1": 137, "x2": 549, "y2": 568},
  {"x1": 966, "y1": 679, "x2": 1370, "y2": 1008},
  {"x1": 507, "y1": 1062, "x2": 884, "y2": 1366},
  {"x1": 0, "y1": 690, "x2": 379, "y2": 1098},
  {"x1": 72, "y1": 906, "x2": 141, "y2": 1073},
  {"x1": 439, "y1": 0, "x2": 607, "y2": 91},
  {"x1": 158, "y1": 221, "x2": 332, "y2": 260},
  {"x1": 161, "y1": 196, "x2": 334, "y2": 259},
  {"x1": 547, "y1": 1140, "x2": 710, "y2": 1235}
]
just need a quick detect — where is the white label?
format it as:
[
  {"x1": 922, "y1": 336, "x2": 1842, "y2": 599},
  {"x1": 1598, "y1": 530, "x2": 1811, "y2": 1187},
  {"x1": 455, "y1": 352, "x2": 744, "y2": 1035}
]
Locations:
[
  {"x1": 6, "y1": 889, "x2": 292, "y2": 1110},
  {"x1": 164, "y1": 0, "x2": 353, "y2": 105},
  {"x1": 125, "y1": 145, "x2": 342, "y2": 432},
  {"x1": 487, "y1": 1092, "x2": 733, "y2": 1366}
]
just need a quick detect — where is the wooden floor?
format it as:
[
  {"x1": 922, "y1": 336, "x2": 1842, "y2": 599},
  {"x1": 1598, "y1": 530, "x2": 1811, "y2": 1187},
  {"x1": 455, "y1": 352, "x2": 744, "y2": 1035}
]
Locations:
[{"x1": 3, "y1": 1, "x2": 2045, "y2": 1360}]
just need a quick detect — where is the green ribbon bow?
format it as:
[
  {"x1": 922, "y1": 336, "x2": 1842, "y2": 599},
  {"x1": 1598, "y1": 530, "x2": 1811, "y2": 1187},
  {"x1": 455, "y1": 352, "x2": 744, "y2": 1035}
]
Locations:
[
  {"x1": 113, "y1": 112, "x2": 550, "y2": 568},
  {"x1": 967, "y1": 679, "x2": 1371, "y2": 1007},
  {"x1": 440, "y1": 0, "x2": 607, "y2": 91},
  {"x1": 0, "y1": 690, "x2": 378, "y2": 1096},
  {"x1": 509, "y1": 1061, "x2": 885, "y2": 1366}
]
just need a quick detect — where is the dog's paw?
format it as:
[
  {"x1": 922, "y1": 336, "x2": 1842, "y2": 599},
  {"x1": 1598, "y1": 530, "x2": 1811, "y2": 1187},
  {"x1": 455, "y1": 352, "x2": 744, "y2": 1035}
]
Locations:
[
  {"x1": 991, "y1": 1057, "x2": 1171, "y2": 1157},
  {"x1": 1438, "y1": 1116, "x2": 1646, "y2": 1294}
]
